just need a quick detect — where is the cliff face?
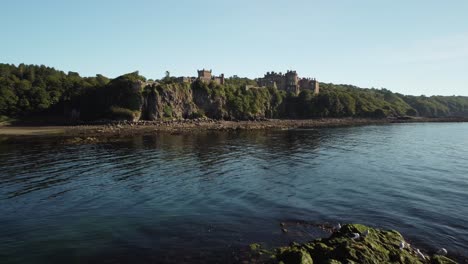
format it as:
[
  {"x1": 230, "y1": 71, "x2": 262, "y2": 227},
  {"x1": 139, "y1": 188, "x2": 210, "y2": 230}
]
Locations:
[
  {"x1": 139, "y1": 82, "x2": 232, "y2": 121},
  {"x1": 141, "y1": 83, "x2": 199, "y2": 120},
  {"x1": 82, "y1": 73, "x2": 468, "y2": 122},
  {"x1": 140, "y1": 81, "x2": 238, "y2": 121},
  {"x1": 137, "y1": 81, "x2": 281, "y2": 121},
  {"x1": 191, "y1": 82, "x2": 229, "y2": 119}
]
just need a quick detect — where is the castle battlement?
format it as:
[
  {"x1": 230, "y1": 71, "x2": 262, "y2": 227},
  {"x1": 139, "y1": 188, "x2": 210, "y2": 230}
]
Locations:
[
  {"x1": 258, "y1": 70, "x2": 319, "y2": 95},
  {"x1": 175, "y1": 69, "x2": 318, "y2": 95},
  {"x1": 177, "y1": 69, "x2": 225, "y2": 85}
]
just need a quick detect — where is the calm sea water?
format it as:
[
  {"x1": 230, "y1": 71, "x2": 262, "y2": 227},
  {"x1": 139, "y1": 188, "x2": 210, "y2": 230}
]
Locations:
[{"x1": 1, "y1": 123, "x2": 467, "y2": 263}]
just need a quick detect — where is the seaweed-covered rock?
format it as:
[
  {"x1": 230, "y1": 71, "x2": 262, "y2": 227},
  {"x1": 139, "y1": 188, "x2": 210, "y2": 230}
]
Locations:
[
  {"x1": 431, "y1": 255, "x2": 457, "y2": 264},
  {"x1": 277, "y1": 247, "x2": 313, "y2": 264},
  {"x1": 252, "y1": 224, "x2": 458, "y2": 264}
]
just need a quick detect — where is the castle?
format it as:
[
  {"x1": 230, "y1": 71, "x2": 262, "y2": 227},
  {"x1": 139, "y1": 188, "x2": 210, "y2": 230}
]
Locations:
[
  {"x1": 257, "y1": 70, "x2": 319, "y2": 95},
  {"x1": 177, "y1": 69, "x2": 225, "y2": 85},
  {"x1": 176, "y1": 69, "x2": 318, "y2": 95},
  {"x1": 197, "y1": 69, "x2": 225, "y2": 85}
]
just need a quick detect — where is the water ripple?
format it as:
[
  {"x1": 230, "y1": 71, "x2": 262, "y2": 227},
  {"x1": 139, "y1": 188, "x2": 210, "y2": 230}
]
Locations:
[{"x1": 0, "y1": 123, "x2": 468, "y2": 262}]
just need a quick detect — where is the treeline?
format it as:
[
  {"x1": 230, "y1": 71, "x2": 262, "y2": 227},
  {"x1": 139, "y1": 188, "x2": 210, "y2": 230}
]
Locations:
[
  {"x1": 0, "y1": 63, "x2": 110, "y2": 119},
  {"x1": 1, "y1": 63, "x2": 467, "y2": 122}
]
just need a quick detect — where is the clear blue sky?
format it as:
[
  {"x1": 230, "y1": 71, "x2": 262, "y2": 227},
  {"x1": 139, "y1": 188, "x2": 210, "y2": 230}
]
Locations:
[{"x1": 1, "y1": 0, "x2": 467, "y2": 96}]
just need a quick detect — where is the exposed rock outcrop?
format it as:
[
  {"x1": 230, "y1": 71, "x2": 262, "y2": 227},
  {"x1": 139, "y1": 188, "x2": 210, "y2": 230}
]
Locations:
[
  {"x1": 140, "y1": 83, "x2": 202, "y2": 120},
  {"x1": 191, "y1": 81, "x2": 228, "y2": 119},
  {"x1": 249, "y1": 224, "x2": 458, "y2": 264},
  {"x1": 141, "y1": 81, "x2": 228, "y2": 121}
]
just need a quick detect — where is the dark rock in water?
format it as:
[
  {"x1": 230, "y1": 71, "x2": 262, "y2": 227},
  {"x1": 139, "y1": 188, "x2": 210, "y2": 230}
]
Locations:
[
  {"x1": 249, "y1": 224, "x2": 458, "y2": 264},
  {"x1": 250, "y1": 243, "x2": 262, "y2": 251}
]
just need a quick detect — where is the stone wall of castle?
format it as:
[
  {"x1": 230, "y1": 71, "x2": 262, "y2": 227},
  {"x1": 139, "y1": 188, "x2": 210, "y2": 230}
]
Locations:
[
  {"x1": 177, "y1": 69, "x2": 225, "y2": 85},
  {"x1": 197, "y1": 69, "x2": 212, "y2": 83},
  {"x1": 299, "y1": 78, "x2": 320, "y2": 94},
  {"x1": 285, "y1": 71, "x2": 300, "y2": 94},
  {"x1": 258, "y1": 70, "x2": 319, "y2": 95},
  {"x1": 174, "y1": 69, "x2": 316, "y2": 94},
  {"x1": 212, "y1": 74, "x2": 225, "y2": 85},
  {"x1": 258, "y1": 71, "x2": 286, "y2": 90},
  {"x1": 176, "y1": 76, "x2": 196, "y2": 83}
]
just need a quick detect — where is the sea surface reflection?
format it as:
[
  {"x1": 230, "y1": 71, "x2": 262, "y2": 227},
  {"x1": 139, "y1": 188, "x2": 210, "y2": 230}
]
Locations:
[{"x1": 1, "y1": 123, "x2": 467, "y2": 263}]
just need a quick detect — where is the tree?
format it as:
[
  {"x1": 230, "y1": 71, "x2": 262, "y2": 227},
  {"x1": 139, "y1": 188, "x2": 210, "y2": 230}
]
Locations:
[{"x1": 0, "y1": 86, "x2": 18, "y2": 115}]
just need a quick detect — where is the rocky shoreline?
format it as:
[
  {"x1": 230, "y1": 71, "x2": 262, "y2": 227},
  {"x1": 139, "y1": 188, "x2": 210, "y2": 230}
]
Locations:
[
  {"x1": 66, "y1": 118, "x2": 386, "y2": 138},
  {"x1": 1, "y1": 117, "x2": 468, "y2": 140},
  {"x1": 248, "y1": 224, "x2": 458, "y2": 264}
]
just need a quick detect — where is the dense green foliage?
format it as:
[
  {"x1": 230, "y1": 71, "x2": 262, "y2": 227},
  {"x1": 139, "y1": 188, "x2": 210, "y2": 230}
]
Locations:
[
  {"x1": 0, "y1": 63, "x2": 110, "y2": 118},
  {"x1": 1, "y1": 63, "x2": 467, "y2": 121},
  {"x1": 77, "y1": 72, "x2": 146, "y2": 120}
]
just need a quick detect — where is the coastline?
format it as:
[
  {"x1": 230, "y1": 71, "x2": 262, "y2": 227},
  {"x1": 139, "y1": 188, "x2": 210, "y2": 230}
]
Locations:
[{"x1": 1, "y1": 117, "x2": 467, "y2": 138}]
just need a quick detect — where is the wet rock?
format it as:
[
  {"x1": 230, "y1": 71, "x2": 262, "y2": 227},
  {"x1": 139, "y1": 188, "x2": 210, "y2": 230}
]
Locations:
[
  {"x1": 277, "y1": 247, "x2": 313, "y2": 264},
  {"x1": 432, "y1": 255, "x2": 457, "y2": 264},
  {"x1": 65, "y1": 137, "x2": 99, "y2": 144},
  {"x1": 250, "y1": 243, "x2": 262, "y2": 251},
  {"x1": 263, "y1": 224, "x2": 458, "y2": 264}
]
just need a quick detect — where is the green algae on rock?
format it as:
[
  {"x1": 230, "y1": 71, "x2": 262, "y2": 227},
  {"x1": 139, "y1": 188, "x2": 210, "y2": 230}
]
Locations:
[
  {"x1": 431, "y1": 255, "x2": 458, "y2": 264},
  {"x1": 250, "y1": 224, "x2": 458, "y2": 264}
]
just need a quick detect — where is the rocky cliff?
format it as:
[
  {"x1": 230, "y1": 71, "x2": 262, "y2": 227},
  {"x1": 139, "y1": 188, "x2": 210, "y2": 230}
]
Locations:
[
  {"x1": 138, "y1": 80, "x2": 273, "y2": 121},
  {"x1": 76, "y1": 72, "x2": 468, "y2": 122},
  {"x1": 141, "y1": 82, "x2": 198, "y2": 120}
]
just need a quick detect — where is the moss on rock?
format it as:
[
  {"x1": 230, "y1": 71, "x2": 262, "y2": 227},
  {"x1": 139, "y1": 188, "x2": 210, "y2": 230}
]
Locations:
[
  {"x1": 251, "y1": 224, "x2": 458, "y2": 264},
  {"x1": 277, "y1": 247, "x2": 313, "y2": 264},
  {"x1": 431, "y1": 255, "x2": 457, "y2": 264}
]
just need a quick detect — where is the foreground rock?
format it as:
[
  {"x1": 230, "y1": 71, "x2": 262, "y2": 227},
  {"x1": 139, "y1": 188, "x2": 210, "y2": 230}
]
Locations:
[{"x1": 250, "y1": 224, "x2": 457, "y2": 264}]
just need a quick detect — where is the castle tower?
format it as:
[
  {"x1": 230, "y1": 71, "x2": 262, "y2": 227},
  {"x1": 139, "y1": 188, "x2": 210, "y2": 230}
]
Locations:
[
  {"x1": 312, "y1": 78, "x2": 320, "y2": 95},
  {"x1": 285, "y1": 70, "x2": 299, "y2": 95},
  {"x1": 197, "y1": 69, "x2": 212, "y2": 83},
  {"x1": 219, "y1": 73, "x2": 225, "y2": 85},
  {"x1": 314, "y1": 79, "x2": 320, "y2": 94},
  {"x1": 298, "y1": 77, "x2": 320, "y2": 95}
]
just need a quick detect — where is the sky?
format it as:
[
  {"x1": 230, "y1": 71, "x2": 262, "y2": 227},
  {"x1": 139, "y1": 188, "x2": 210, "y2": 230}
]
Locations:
[{"x1": 1, "y1": 0, "x2": 467, "y2": 96}]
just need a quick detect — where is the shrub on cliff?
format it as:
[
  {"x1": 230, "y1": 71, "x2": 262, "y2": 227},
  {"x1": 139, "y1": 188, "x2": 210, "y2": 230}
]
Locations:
[
  {"x1": 108, "y1": 106, "x2": 140, "y2": 121},
  {"x1": 163, "y1": 105, "x2": 173, "y2": 118}
]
